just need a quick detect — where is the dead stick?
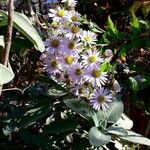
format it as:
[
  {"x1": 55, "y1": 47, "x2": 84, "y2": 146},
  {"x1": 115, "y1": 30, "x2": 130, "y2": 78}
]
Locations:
[{"x1": 0, "y1": 0, "x2": 14, "y2": 96}]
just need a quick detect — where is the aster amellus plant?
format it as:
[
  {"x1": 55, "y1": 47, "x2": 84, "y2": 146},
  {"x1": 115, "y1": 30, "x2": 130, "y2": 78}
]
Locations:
[{"x1": 40, "y1": 0, "x2": 117, "y2": 111}]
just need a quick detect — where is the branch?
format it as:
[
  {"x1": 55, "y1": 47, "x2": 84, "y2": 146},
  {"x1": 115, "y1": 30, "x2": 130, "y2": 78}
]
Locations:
[
  {"x1": 4, "y1": 0, "x2": 14, "y2": 66},
  {"x1": 0, "y1": 0, "x2": 14, "y2": 96}
]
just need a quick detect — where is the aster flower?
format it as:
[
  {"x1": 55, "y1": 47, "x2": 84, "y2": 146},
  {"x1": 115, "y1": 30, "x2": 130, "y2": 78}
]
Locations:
[
  {"x1": 41, "y1": 52, "x2": 63, "y2": 76},
  {"x1": 81, "y1": 49, "x2": 103, "y2": 69},
  {"x1": 79, "y1": 30, "x2": 97, "y2": 47},
  {"x1": 64, "y1": 25, "x2": 82, "y2": 39},
  {"x1": 60, "y1": 53, "x2": 79, "y2": 70},
  {"x1": 84, "y1": 68, "x2": 108, "y2": 88},
  {"x1": 49, "y1": 6, "x2": 67, "y2": 22},
  {"x1": 70, "y1": 82, "x2": 89, "y2": 97},
  {"x1": 90, "y1": 87, "x2": 112, "y2": 111},
  {"x1": 44, "y1": 36, "x2": 62, "y2": 54},
  {"x1": 61, "y1": 0, "x2": 77, "y2": 8},
  {"x1": 67, "y1": 63, "x2": 85, "y2": 83},
  {"x1": 61, "y1": 38, "x2": 82, "y2": 54},
  {"x1": 66, "y1": 10, "x2": 81, "y2": 25}
]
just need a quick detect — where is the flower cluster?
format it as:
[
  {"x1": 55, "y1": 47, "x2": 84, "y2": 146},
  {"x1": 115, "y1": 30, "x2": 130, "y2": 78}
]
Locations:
[{"x1": 40, "y1": 0, "x2": 117, "y2": 111}]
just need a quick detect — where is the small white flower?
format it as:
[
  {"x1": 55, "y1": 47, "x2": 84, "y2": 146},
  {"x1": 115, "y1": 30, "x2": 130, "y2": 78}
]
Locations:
[
  {"x1": 61, "y1": 38, "x2": 82, "y2": 54},
  {"x1": 49, "y1": 6, "x2": 67, "y2": 22},
  {"x1": 90, "y1": 87, "x2": 112, "y2": 111},
  {"x1": 61, "y1": 0, "x2": 77, "y2": 8},
  {"x1": 66, "y1": 10, "x2": 81, "y2": 25},
  {"x1": 64, "y1": 25, "x2": 82, "y2": 39},
  {"x1": 81, "y1": 49, "x2": 103, "y2": 69},
  {"x1": 84, "y1": 68, "x2": 108, "y2": 88},
  {"x1": 79, "y1": 30, "x2": 97, "y2": 47},
  {"x1": 60, "y1": 53, "x2": 79, "y2": 70}
]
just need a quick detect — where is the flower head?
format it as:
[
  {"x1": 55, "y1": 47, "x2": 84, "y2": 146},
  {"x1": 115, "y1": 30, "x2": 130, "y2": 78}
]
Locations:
[
  {"x1": 80, "y1": 30, "x2": 97, "y2": 47},
  {"x1": 67, "y1": 63, "x2": 84, "y2": 83},
  {"x1": 81, "y1": 49, "x2": 103, "y2": 69},
  {"x1": 84, "y1": 68, "x2": 107, "y2": 88},
  {"x1": 49, "y1": 6, "x2": 67, "y2": 22},
  {"x1": 90, "y1": 87, "x2": 112, "y2": 111},
  {"x1": 44, "y1": 36, "x2": 62, "y2": 54}
]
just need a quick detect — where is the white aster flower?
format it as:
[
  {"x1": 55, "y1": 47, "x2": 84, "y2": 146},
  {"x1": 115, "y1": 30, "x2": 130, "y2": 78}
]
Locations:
[
  {"x1": 84, "y1": 68, "x2": 108, "y2": 88},
  {"x1": 80, "y1": 30, "x2": 97, "y2": 47},
  {"x1": 61, "y1": 53, "x2": 79, "y2": 70},
  {"x1": 64, "y1": 25, "x2": 82, "y2": 39},
  {"x1": 81, "y1": 49, "x2": 103, "y2": 69},
  {"x1": 61, "y1": 38, "x2": 82, "y2": 54},
  {"x1": 104, "y1": 49, "x2": 113, "y2": 58},
  {"x1": 66, "y1": 10, "x2": 81, "y2": 25},
  {"x1": 61, "y1": 0, "x2": 77, "y2": 8},
  {"x1": 49, "y1": 6, "x2": 67, "y2": 22},
  {"x1": 90, "y1": 87, "x2": 112, "y2": 111}
]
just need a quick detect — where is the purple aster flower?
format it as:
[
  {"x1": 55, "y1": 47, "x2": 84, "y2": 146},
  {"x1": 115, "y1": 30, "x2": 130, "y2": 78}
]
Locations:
[
  {"x1": 84, "y1": 68, "x2": 108, "y2": 88},
  {"x1": 90, "y1": 87, "x2": 112, "y2": 111},
  {"x1": 41, "y1": 52, "x2": 63, "y2": 75},
  {"x1": 67, "y1": 63, "x2": 84, "y2": 84},
  {"x1": 44, "y1": 36, "x2": 63, "y2": 54}
]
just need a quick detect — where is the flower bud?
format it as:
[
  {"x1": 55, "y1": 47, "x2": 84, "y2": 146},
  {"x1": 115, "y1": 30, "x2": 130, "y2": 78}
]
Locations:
[
  {"x1": 104, "y1": 49, "x2": 113, "y2": 58},
  {"x1": 113, "y1": 79, "x2": 121, "y2": 92}
]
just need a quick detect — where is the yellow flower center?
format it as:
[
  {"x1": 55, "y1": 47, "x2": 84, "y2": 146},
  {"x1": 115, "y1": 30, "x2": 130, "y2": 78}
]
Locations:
[
  {"x1": 75, "y1": 68, "x2": 82, "y2": 75},
  {"x1": 65, "y1": 56, "x2": 74, "y2": 64},
  {"x1": 71, "y1": 26, "x2": 80, "y2": 33},
  {"x1": 88, "y1": 55, "x2": 97, "y2": 63},
  {"x1": 51, "y1": 39, "x2": 60, "y2": 48},
  {"x1": 79, "y1": 87, "x2": 83, "y2": 94},
  {"x1": 92, "y1": 69, "x2": 101, "y2": 78},
  {"x1": 71, "y1": 15, "x2": 78, "y2": 22},
  {"x1": 67, "y1": 41, "x2": 75, "y2": 49},
  {"x1": 56, "y1": 9, "x2": 65, "y2": 17},
  {"x1": 51, "y1": 22, "x2": 59, "y2": 29},
  {"x1": 50, "y1": 60, "x2": 58, "y2": 68},
  {"x1": 98, "y1": 95, "x2": 105, "y2": 103},
  {"x1": 85, "y1": 35, "x2": 91, "y2": 42}
]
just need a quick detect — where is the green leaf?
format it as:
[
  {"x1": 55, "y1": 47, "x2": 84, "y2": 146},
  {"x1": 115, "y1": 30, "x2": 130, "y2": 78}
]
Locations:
[
  {"x1": 107, "y1": 126, "x2": 128, "y2": 136},
  {"x1": 107, "y1": 97, "x2": 124, "y2": 123},
  {"x1": 0, "y1": 63, "x2": 14, "y2": 85},
  {"x1": 107, "y1": 16, "x2": 117, "y2": 34},
  {"x1": 0, "y1": 10, "x2": 45, "y2": 52},
  {"x1": 17, "y1": 106, "x2": 50, "y2": 128},
  {"x1": 18, "y1": 129, "x2": 53, "y2": 149},
  {"x1": 64, "y1": 98, "x2": 92, "y2": 119},
  {"x1": 119, "y1": 130, "x2": 150, "y2": 146},
  {"x1": 130, "y1": 12, "x2": 139, "y2": 29},
  {"x1": 88, "y1": 127, "x2": 111, "y2": 147},
  {"x1": 43, "y1": 119, "x2": 78, "y2": 134},
  {"x1": 129, "y1": 77, "x2": 139, "y2": 94}
]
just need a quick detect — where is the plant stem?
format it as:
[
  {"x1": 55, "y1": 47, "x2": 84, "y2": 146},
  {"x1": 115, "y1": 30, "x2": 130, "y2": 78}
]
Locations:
[{"x1": 0, "y1": 0, "x2": 14, "y2": 96}]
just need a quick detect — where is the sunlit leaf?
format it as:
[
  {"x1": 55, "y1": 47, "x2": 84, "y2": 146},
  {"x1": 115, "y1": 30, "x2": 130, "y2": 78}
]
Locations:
[
  {"x1": 0, "y1": 63, "x2": 14, "y2": 85},
  {"x1": 0, "y1": 10, "x2": 45, "y2": 52},
  {"x1": 119, "y1": 130, "x2": 150, "y2": 146},
  {"x1": 89, "y1": 127, "x2": 111, "y2": 147}
]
